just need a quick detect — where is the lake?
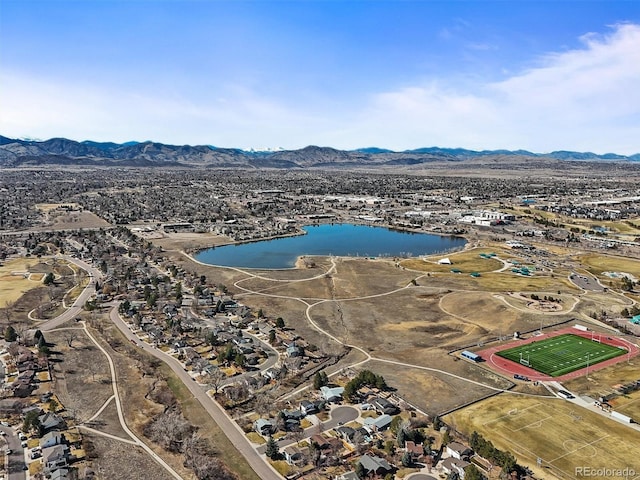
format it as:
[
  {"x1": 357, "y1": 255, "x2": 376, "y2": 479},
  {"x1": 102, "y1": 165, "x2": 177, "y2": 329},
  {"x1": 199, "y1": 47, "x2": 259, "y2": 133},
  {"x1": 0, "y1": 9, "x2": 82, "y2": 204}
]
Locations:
[{"x1": 194, "y1": 224, "x2": 466, "y2": 269}]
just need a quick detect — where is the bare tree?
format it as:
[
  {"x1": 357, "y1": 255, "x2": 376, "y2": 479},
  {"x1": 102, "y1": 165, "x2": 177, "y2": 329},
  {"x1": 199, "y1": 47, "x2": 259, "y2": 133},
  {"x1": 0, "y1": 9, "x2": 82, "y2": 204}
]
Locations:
[
  {"x1": 203, "y1": 368, "x2": 226, "y2": 395},
  {"x1": 1, "y1": 300, "x2": 15, "y2": 326},
  {"x1": 86, "y1": 360, "x2": 100, "y2": 382},
  {"x1": 14, "y1": 322, "x2": 28, "y2": 345},
  {"x1": 64, "y1": 331, "x2": 79, "y2": 348}
]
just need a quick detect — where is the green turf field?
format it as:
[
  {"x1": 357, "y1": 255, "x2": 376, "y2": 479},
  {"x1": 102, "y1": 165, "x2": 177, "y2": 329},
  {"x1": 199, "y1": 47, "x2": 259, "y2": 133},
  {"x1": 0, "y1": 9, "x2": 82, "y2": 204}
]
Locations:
[{"x1": 496, "y1": 334, "x2": 626, "y2": 377}]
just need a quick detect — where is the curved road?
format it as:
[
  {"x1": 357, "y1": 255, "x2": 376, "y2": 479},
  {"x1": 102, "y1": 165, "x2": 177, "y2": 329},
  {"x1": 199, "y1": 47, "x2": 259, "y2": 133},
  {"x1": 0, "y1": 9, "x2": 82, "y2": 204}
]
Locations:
[{"x1": 40, "y1": 256, "x2": 103, "y2": 332}]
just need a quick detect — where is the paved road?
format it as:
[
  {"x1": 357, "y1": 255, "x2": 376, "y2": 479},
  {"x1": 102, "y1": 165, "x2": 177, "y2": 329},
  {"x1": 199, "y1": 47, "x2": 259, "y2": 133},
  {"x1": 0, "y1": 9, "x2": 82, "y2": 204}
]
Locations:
[
  {"x1": 569, "y1": 272, "x2": 605, "y2": 292},
  {"x1": 108, "y1": 308, "x2": 282, "y2": 480},
  {"x1": 0, "y1": 425, "x2": 25, "y2": 480},
  {"x1": 40, "y1": 255, "x2": 103, "y2": 332}
]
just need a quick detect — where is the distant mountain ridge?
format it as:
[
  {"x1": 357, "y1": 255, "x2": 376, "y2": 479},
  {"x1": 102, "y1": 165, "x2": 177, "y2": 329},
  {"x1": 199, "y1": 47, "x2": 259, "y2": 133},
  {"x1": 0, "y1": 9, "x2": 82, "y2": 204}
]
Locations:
[{"x1": 0, "y1": 135, "x2": 638, "y2": 169}]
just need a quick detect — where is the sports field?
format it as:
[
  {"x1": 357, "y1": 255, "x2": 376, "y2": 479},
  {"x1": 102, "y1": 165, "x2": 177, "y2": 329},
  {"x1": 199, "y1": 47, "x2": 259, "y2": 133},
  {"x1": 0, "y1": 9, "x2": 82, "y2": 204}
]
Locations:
[{"x1": 496, "y1": 334, "x2": 626, "y2": 377}]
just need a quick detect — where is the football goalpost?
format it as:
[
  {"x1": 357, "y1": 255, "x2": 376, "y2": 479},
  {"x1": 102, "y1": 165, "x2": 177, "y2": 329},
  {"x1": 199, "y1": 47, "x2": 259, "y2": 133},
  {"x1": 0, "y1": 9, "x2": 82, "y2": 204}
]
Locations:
[{"x1": 519, "y1": 352, "x2": 531, "y2": 367}]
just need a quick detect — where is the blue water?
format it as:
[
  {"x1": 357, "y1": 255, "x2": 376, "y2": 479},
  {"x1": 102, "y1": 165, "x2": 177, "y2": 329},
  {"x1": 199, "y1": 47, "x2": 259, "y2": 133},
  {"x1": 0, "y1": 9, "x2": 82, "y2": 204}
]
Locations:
[{"x1": 194, "y1": 224, "x2": 466, "y2": 269}]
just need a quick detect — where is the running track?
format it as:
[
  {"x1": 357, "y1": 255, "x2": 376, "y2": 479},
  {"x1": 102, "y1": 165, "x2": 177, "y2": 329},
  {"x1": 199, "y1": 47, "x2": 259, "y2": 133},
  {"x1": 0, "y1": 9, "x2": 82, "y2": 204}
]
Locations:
[{"x1": 475, "y1": 326, "x2": 639, "y2": 382}]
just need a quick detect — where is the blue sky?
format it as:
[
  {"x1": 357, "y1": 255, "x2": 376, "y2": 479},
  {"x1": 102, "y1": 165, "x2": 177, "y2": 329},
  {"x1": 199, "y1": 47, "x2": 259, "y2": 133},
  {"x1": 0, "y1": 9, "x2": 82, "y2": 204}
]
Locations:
[{"x1": 1, "y1": 1, "x2": 640, "y2": 153}]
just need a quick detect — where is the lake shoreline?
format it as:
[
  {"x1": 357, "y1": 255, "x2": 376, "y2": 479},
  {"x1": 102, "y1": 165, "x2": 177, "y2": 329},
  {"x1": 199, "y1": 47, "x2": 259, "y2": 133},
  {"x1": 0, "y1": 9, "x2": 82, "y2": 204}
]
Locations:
[{"x1": 193, "y1": 223, "x2": 467, "y2": 269}]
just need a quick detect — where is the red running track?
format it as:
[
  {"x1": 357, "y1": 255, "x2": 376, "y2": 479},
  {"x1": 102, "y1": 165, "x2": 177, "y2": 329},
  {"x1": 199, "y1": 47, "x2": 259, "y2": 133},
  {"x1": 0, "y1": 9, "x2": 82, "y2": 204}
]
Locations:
[{"x1": 475, "y1": 326, "x2": 639, "y2": 382}]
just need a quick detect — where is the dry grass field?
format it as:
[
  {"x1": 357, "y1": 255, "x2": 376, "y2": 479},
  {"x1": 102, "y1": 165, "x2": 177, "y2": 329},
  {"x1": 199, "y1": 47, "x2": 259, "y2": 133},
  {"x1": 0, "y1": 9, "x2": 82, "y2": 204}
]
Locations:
[
  {"x1": 576, "y1": 253, "x2": 640, "y2": 279},
  {"x1": 446, "y1": 394, "x2": 640, "y2": 480},
  {"x1": 366, "y1": 359, "x2": 509, "y2": 416},
  {"x1": 609, "y1": 392, "x2": 640, "y2": 421},
  {"x1": 0, "y1": 257, "x2": 44, "y2": 307},
  {"x1": 401, "y1": 248, "x2": 506, "y2": 273},
  {"x1": 34, "y1": 204, "x2": 111, "y2": 230},
  {"x1": 83, "y1": 432, "x2": 177, "y2": 480},
  {"x1": 47, "y1": 328, "x2": 113, "y2": 423},
  {"x1": 150, "y1": 231, "x2": 233, "y2": 251}
]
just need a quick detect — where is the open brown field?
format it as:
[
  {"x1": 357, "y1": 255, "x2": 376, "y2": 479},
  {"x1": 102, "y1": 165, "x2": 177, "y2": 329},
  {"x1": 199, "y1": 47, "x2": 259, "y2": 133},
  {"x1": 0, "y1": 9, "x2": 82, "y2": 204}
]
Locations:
[
  {"x1": 0, "y1": 257, "x2": 43, "y2": 307},
  {"x1": 150, "y1": 231, "x2": 233, "y2": 251},
  {"x1": 576, "y1": 252, "x2": 640, "y2": 279},
  {"x1": 440, "y1": 291, "x2": 576, "y2": 335},
  {"x1": 446, "y1": 394, "x2": 640, "y2": 480},
  {"x1": 401, "y1": 247, "x2": 505, "y2": 273},
  {"x1": 83, "y1": 432, "x2": 176, "y2": 480},
  {"x1": 366, "y1": 359, "x2": 510, "y2": 416},
  {"x1": 47, "y1": 328, "x2": 113, "y2": 423},
  {"x1": 454, "y1": 271, "x2": 579, "y2": 292},
  {"x1": 34, "y1": 206, "x2": 111, "y2": 230}
]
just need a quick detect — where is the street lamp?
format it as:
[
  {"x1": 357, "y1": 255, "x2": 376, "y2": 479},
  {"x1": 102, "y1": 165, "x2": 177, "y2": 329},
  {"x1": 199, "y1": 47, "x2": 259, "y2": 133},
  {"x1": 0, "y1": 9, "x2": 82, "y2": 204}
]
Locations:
[{"x1": 586, "y1": 353, "x2": 592, "y2": 378}]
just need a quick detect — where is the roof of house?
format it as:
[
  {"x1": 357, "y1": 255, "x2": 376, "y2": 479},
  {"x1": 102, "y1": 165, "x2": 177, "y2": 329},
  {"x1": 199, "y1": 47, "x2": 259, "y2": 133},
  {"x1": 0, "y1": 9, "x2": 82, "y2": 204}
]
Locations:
[
  {"x1": 363, "y1": 413, "x2": 392, "y2": 429},
  {"x1": 310, "y1": 434, "x2": 330, "y2": 448},
  {"x1": 38, "y1": 412, "x2": 65, "y2": 431},
  {"x1": 405, "y1": 440, "x2": 424, "y2": 455},
  {"x1": 359, "y1": 454, "x2": 392, "y2": 473},
  {"x1": 447, "y1": 441, "x2": 472, "y2": 454},
  {"x1": 40, "y1": 431, "x2": 63, "y2": 446},
  {"x1": 339, "y1": 472, "x2": 360, "y2": 480},
  {"x1": 320, "y1": 386, "x2": 344, "y2": 400},
  {"x1": 49, "y1": 469, "x2": 72, "y2": 480},
  {"x1": 42, "y1": 444, "x2": 70, "y2": 464},
  {"x1": 442, "y1": 457, "x2": 470, "y2": 472}
]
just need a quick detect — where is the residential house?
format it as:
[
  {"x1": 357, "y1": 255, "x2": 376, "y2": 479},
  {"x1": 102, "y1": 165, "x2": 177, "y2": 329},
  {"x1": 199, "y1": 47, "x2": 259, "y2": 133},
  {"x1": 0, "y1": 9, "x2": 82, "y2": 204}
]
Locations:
[
  {"x1": 359, "y1": 454, "x2": 393, "y2": 476},
  {"x1": 42, "y1": 444, "x2": 71, "y2": 472},
  {"x1": 40, "y1": 431, "x2": 65, "y2": 449},
  {"x1": 338, "y1": 472, "x2": 359, "y2": 480},
  {"x1": 320, "y1": 386, "x2": 344, "y2": 402},
  {"x1": 371, "y1": 397, "x2": 398, "y2": 415},
  {"x1": 49, "y1": 467, "x2": 77, "y2": 480},
  {"x1": 310, "y1": 434, "x2": 331, "y2": 450},
  {"x1": 363, "y1": 413, "x2": 392, "y2": 432},
  {"x1": 38, "y1": 412, "x2": 66, "y2": 433},
  {"x1": 405, "y1": 440, "x2": 424, "y2": 461},
  {"x1": 300, "y1": 400, "x2": 319, "y2": 415},
  {"x1": 442, "y1": 457, "x2": 470, "y2": 479},
  {"x1": 283, "y1": 445, "x2": 307, "y2": 467},
  {"x1": 286, "y1": 342, "x2": 304, "y2": 358},
  {"x1": 335, "y1": 426, "x2": 356, "y2": 444},
  {"x1": 446, "y1": 442, "x2": 473, "y2": 460},
  {"x1": 254, "y1": 418, "x2": 275, "y2": 436}
]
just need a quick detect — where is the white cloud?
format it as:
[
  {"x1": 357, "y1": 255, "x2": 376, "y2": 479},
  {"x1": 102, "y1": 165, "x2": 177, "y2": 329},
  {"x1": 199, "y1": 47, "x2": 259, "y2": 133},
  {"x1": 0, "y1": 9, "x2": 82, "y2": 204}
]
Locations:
[
  {"x1": 350, "y1": 23, "x2": 640, "y2": 154},
  {"x1": 2, "y1": 23, "x2": 640, "y2": 154},
  {"x1": 0, "y1": 72, "x2": 325, "y2": 148}
]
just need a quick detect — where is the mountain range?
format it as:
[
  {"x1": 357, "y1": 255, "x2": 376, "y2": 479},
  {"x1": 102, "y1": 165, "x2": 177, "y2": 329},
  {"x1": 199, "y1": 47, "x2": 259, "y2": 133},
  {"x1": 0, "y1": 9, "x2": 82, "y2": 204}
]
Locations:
[{"x1": 1, "y1": 135, "x2": 639, "y2": 169}]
